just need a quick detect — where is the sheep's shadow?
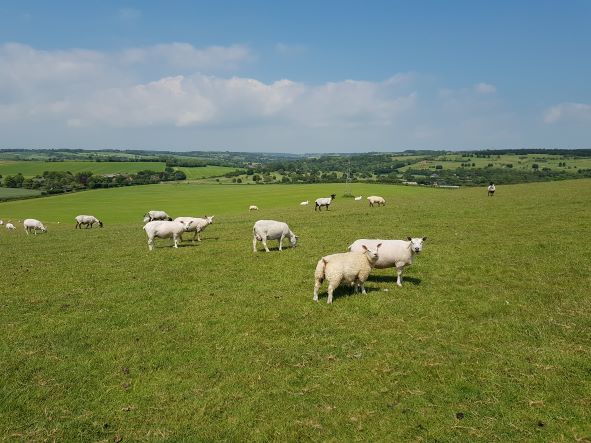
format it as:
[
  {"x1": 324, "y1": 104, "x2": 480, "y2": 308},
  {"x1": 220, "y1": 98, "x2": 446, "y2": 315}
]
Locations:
[
  {"x1": 316, "y1": 285, "x2": 379, "y2": 303},
  {"x1": 367, "y1": 275, "x2": 422, "y2": 285}
]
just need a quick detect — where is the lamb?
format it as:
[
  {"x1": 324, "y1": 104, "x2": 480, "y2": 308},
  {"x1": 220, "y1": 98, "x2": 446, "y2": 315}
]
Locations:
[
  {"x1": 75, "y1": 215, "x2": 103, "y2": 229},
  {"x1": 348, "y1": 237, "x2": 426, "y2": 287},
  {"x1": 354, "y1": 196, "x2": 362, "y2": 201},
  {"x1": 300, "y1": 200, "x2": 309, "y2": 206},
  {"x1": 174, "y1": 216, "x2": 214, "y2": 242},
  {"x1": 249, "y1": 205, "x2": 259, "y2": 211},
  {"x1": 315, "y1": 194, "x2": 336, "y2": 211},
  {"x1": 143, "y1": 220, "x2": 194, "y2": 251},
  {"x1": 23, "y1": 219, "x2": 47, "y2": 235},
  {"x1": 367, "y1": 195, "x2": 386, "y2": 207},
  {"x1": 313, "y1": 243, "x2": 382, "y2": 304},
  {"x1": 5, "y1": 223, "x2": 16, "y2": 230},
  {"x1": 252, "y1": 220, "x2": 298, "y2": 252},
  {"x1": 143, "y1": 210, "x2": 172, "y2": 223}
]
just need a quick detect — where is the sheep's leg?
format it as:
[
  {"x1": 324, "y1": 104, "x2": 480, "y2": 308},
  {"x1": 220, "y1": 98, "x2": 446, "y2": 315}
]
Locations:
[
  {"x1": 279, "y1": 235, "x2": 284, "y2": 251},
  {"x1": 313, "y1": 279, "x2": 321, "y2": 302},
  {"x1": 262, "y1": 236, "x2": 270, "y2": 252},
  {"x1": 252, "y1": 236, "x2": 258, "y2": 252},
  {"x1": 148, "y1": 237, "x2": 154, "y2": 251},
  {"x1": 396, "y1": 267, "x2": 404, "y2": 287},
  {"x1": 359, "y1": 281, "x2": 367, "y2": 295},
  {"x1": 173, "y1": 234, "x2": 179, "y2": 248},
  {"x1": 197, "y1": 231, "x2": 201, "y2": 242},
  {"x1": 327, "y1": 277, "x2": 341, "y2": 304},
  {"x1": 192, "y1": 231, "x2": 198, "y2": 242},
  {"x1": 75, "y1": 222, "x2": 79, "y2": 229},
  {"x1": 25, "y1": 228, "x2": 29, "y2": 235}
]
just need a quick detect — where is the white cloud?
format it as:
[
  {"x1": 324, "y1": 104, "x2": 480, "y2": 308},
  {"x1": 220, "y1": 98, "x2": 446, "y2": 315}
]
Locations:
[
  {"x1": 274, "y1": 43, "x2": 306, "y2": 56},
  {"x1": 117, "y1": 7, "x2": 142, "y2": 22},
  {"x1": 474, "y1": 82, "x2": 496, "y2": 94},
  {"x1": 544, "y1": 102, "x2": 591, "y2": 124}
]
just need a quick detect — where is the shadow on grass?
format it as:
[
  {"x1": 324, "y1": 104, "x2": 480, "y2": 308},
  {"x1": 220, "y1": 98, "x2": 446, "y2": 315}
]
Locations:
[
  {"x1": 367, "y1": 275, "x2": 422, "y2": 285},
  {"x1": 315, "y1": 285, "x2": 381, "y2": 303}
]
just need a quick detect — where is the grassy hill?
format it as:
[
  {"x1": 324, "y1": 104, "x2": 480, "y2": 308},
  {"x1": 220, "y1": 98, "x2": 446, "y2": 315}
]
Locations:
[
  {"x1": 0, "y1": 180, "x2": 589, "y2": 440},
  {"x1": 0, "y1": 160, "x2": 166, "y2": 177}
]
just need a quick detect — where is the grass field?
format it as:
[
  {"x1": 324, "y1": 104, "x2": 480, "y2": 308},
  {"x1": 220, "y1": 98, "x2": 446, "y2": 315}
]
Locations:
[
  {"x1": 0, "y1": 188, "x2": 42, "y2": 200},
  {"x1": 176, "y1": 165, "x2": 238, "y2": 180},
  {"x1": 0, "y1": 161, "x2": 167, "y2": 177},
  {"x1": 0, "y1": 180, "x2": 590, "y2": 441}
]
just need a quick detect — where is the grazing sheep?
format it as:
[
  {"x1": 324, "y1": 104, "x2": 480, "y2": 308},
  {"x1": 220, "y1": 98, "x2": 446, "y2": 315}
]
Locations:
[
  {"x1": 349, "y1": 237, "x2": 426, "y2": 287},
  {"x1": 315, "y1": 194, "x2": 336, "y2": 211},
  {"x1": 252, "y1": 220, "x2": 298, "y2": 252},
  {"x1": 75, "y1": 215, "x2": 103, "y2": 229},
  {"x1": 0, "y1": 220, "x2": 3, "y2": 225},
  {"x1": 249, "y1": 205, "x2": 259, "y2": 211},
  {"x1": 300, "y1": 200, "x2": 309, "y2": 206},
  {"x1": 488, "y1": 182, "x2": 496, "y2": 196},
  {"x1": 143, "y1": 220, "x2": 194, "y2": 251},
  {"x1": 174, "y1": 216, "x2": 214, "y2": 242},
  {"x1": 23, "y1": 219, "x2": 47, "y2": 235},
  {"x1": 313, "y1": 243, "x2": 382, "y2": 304},
  {"x1": 354, "y1": 196, "x2": 362, "y2": 201},
  {"x1": 143, "y1": 210, "x2": 172, "y2": 223},
  {"x1": 367, "y1": 196, "x2": 386, "y2": 207},
  {"x1": 5, "y1": 223, "x2": 16, "y2": 230}
]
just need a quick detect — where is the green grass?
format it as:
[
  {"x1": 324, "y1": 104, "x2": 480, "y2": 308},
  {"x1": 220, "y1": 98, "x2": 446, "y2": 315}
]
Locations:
[
  {"x1": 0, "y1": 188, "x2": 42, "y2": 200},
  {"x1": 0, "y1": 160, "x2": 167, "y2": 177},
  {"x1": 176, "y1": 165, "x2": 238, "y2": 180},
  {"x1": 0, "y1": 180, "x2": 590, "y2": 441}
]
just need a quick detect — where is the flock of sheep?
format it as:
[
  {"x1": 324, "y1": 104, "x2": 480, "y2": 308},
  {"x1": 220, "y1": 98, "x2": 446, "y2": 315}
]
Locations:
[{"x1": 1, "y1": 192, "x2": 426, "y2": 303}]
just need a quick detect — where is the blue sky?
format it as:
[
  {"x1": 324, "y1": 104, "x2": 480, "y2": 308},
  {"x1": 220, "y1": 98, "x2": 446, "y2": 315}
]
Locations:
[{"x1": 0, "y1": 1, "x2": 589, "y2": 152}]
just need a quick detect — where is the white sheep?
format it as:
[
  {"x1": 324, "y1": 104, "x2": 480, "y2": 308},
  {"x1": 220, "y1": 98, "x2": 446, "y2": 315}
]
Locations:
[
  {"x1": 75, "y1": 215, "x2": 103, "y2": 229},
  {"x1": 0, "y1": 220, "x2": 4, "y2": 225},
  {"x1": 252, "y1": 220, "x2": 298, "y2": 252},
  {"x1": 143, "y1": 210, "x2": 172, "y2": 223},
  {"x1": 354, "y1": 196, "x2": 362, "y2": 201},
  {"x1": 367, "y1": 195, "x2": 386, "y2": 207},
  {"x1": 313, "y1": 243, "x2": 382, "y2": 304},
  {"x1": 315, "y1": 194, "x2": 336, "y2": 211},
  {"x1": 349, "y1": 237, "x2": 426, "y2": 286},
  {"x1": 300, "y1": 200, "x2": 309, "y2": 206},
  {"x1": 174, "y1": 216, "x2": 214, "y2": 242},
  {"x1": 143, "y1": 220, "x2": 194, "y2": 251},
  {"x1": 249, "y1": 205, "x2": 259, "y2": 211},
  {"x1": 5, "y1": 223, "x2": 16, "y2": 230},
  {"x1": 23, "y1": 219, "x2": 47, "y2": 235}
]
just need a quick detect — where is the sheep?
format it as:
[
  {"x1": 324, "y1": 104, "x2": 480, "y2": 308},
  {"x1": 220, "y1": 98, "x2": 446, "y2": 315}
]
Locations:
[
  {"x1": 252, "y1": 220, "x2": 298, "y2": 252},
  {"x1": 23, "y1": 219, "x2": 47, "y2": 235},
  {"x1": 313, "y1": 243, "x2": 382, "y2": 304},
  {"x1": 367, "y1": 196, "x2": 386, "y2": 207},
  {"x1": 0, "y1": 220, "x2": 3, "y2": 225},
  {"x1": 143, "y1": 220, "x2": 194, "y2": 251},
  {"x1": 354, "y1": 196, "x2": 362, "y2": 201},
  {"x1": 249, "y1": 205, "x2": 259, "y2": 211},
  {"x1": 315, "y1": 194, "x2": 336, "y2": 211},
  {"x1": 5, "y1": 223, "x2": 16, "y2": 230},
  {"x1": 174, "y1": 216, "x2": 214, "y2": 242},
  {"x1": 300, "y1": 200, "x2": 309, "y2": 206},
  {"x1": 75, "y1": 215, "x2": 103, "y2": 229},
  {"x1": 348, "y1": 237, "x2": 427, "y2": 287},
  {"x1": 143, "y1": 210, "x2": 172, "y2": 223}
]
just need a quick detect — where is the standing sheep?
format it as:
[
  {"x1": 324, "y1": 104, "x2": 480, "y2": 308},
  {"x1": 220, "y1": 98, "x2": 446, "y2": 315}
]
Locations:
[
  {"x1": 143, "y1": 220, "x2": 194, "y2": 251},
  {"x1": 313, "y1": 243, "x2": 382, "y2": 304},
  {"x1": 367, "y1": 196, "x2": 386, "y2": 207},
  {"x1": 252, "y1": 220, "x2": 298, "y2": 252},
  {"x1": 315, "y1": 194, "x2": 336, "y2": 211},
  {"x1": 24, "y1": 219, "x2": 47, "y2": 235},
  {"x1": 143, "y1": 210, "x2": 173, "y2": 223},
  {"x1": 348, "y1": 237, "x2": 426, "y2": 286},
  {"x1": 75, "y1": 215, "x2": 103, "y2": 229},
  {"x1": 174, "y1": 216, "x2": 214, "y2": 242}
]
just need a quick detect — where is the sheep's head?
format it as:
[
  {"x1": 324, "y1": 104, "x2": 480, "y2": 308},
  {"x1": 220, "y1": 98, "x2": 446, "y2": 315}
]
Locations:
[
  {"x1": 182, "y1": 220, "x2": 194, "y2": 231},
  {"x1": 290, "y1": 234, "x2": 299, "y2": 247},
  {"x1": 41, "y1": 226, "x2": 48, "y2": 233},
  {"x1": 143, "y1": 215, "x2": 150, "y2": 223},
  {"x1": 98, "y1": 221, "x2": 104, "y2": 228},
  {"x1": 361, "y1": 243, "x2": 381, "y2": 263},
  {"x1": 331, "y1": 193, "x2": 336, "y2": 199},
  {"x1": 205, "y1": 215, "x2": 214, "y2": 225},
  {"x1": 167, "y1": 217, "x2": 173, "y2": 221},
  {"x1": 407, "y1": 237, "x2": 427, "y2": 253}
]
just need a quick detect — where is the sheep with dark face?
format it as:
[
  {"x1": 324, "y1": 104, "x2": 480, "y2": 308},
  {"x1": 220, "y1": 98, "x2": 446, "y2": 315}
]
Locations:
[{"x1": 315, "y1": 194, "x2": 336, "y2": 211}]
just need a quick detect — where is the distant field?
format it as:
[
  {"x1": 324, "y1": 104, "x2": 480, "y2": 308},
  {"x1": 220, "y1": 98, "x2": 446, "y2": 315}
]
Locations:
[
  {"x1": 176, "y1": 165, "x2": 238, "y2": 179},
  {"x1": 0, "y1": 180, "x2": 590, "y2": 440},
  {"x1": 0, "y1": 160, "x2": 166, "y2": 177},
  {"x1": 0, "y1": 187, "x2": 42, "y2": 200}
]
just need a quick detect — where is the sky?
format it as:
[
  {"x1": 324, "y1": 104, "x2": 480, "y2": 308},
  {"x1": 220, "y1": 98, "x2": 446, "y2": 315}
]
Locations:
[{"x1": 0, "y1": 1, "x2": 590, "y2": 153}]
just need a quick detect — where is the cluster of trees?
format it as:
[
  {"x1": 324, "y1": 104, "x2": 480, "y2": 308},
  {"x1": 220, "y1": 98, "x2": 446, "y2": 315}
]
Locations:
[{"x1": 0, "y1": 167, "x2": 187, "y2": 195}]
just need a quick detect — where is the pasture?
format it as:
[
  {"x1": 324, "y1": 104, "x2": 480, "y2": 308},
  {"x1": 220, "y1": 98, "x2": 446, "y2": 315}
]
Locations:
[
  {"x1": 0, "y1": 180, "x2": 590, "y2": 441},
  {"x1": 0, "y1": 188, "x2": 42, "y2": 200}
]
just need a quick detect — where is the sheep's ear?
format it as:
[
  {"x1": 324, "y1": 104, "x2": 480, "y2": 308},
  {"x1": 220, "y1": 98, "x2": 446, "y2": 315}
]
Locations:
[
  {"x1": 377, "y1": 243, "x2": 382, "y2": 249},
  {"x1": 422, "y1": 237, "x2": 427, "y2": 241},
  {"x1": 361, "y1": 245, "x2": 368, "y2": 251},
  {"x1": 407, "y1": 236, "x2": 412, "y2": 241}
]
